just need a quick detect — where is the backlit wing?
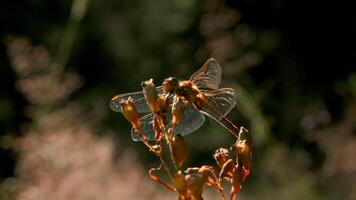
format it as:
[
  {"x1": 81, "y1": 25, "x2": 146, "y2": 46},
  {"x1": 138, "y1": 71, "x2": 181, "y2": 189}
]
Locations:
[
  {"x1": 110, "y1": 86, "x2": 163, "y2": 113},
  {"x1": 131, "y1": 104, "x2": 205, "y2": 141},
  {"x1": 190, "y1": 58, "x2": 222, "y2": 90},
  {"x1": 131, "y1": 113, "x2": 155, "y2": 141},
  {"x1": 171, "y1": 104, "x2": 206, "y2": 137},
  {"x1": 201, "y1": 88, "x2": 236, "y2": 120}
]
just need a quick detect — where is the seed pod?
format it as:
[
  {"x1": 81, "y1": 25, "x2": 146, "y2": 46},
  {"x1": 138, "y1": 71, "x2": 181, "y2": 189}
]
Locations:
[
  {"x1": 172, "y1": 95, "x2": 186, "y2": 127},
  {"x1": 141, "y1": 79, "x2": 159, "y2": 113},
  {"x1": 170, "y1": 134, "x2": 187, "y2": 169},
  {"x1": 120, "y1": 97, "x2": 140, "y2": 132}
]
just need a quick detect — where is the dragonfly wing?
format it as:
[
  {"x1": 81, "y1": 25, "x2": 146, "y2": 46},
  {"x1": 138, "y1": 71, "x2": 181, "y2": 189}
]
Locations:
[
  {"x1": 110, "y1": 86, "x2": 164, "y2": 113},
  {"x1": 167, "y1": 104, "x2": 206, "y2": 136},
  {"x1": 110, "y1": 91, "x2": 149, "y2": 113},
  {"x1": 132, "y1": 104, "x2": 206, "y2": 141},
  {"x1": 131, "y1": 113, "x2": 156, "y2": 141},
  {"x1": 202, "y1": 88, "x2": 236, "y2": 120},
  {"x1": 190, "y1": 58, "x2": 222, "y2": 90}
]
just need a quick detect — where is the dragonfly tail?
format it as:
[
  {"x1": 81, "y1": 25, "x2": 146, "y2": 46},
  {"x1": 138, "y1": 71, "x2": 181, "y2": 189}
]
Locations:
[
  {"x1": 201, "y1": 105, "x2": 240, "y2": 138},
  {"x1": 219, "y1": 116, "x2": 240, "y2": 138}
]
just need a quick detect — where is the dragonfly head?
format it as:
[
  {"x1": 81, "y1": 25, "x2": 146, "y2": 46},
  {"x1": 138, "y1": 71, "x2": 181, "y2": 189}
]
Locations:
[{"x1": 163, "y1": 77, "x2": 179, "y2": 94}]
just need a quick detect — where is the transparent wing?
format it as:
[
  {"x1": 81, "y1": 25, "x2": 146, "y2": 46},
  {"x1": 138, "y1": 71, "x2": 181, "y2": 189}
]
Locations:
[
  {"x1": 110, "y1": 86, "x2": 163, "y2": 113},
  {"x1": 198, "y1": 88, "x2": 239, "y2": 137},
  {"x1": 110, "y1": 91, "x2": 149, "y2": 113},
  {"x1": 131, "y1": 104, "x2": 205, "y2": 141},
  {"x1": 190, "y1": 58, "x2": 222, "y2": 90},
  {"x1": 202, "y1": 88, "x2": 236, "y2": 120},
  {"x1": 131, "y1": 113, "x2": 155, "y2": 141},
  {"x1": 171, "y1": 104, "x2": 205, "y2": 136}
]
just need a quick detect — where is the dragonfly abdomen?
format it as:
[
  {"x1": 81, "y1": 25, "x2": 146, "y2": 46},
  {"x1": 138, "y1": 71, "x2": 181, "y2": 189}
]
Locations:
[{"x1": 201, "y1": 104, "x2": 239, "y2": 138}]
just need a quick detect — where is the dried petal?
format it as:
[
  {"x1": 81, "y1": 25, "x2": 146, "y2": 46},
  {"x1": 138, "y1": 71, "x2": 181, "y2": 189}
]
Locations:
[
  {"x1": 213, "y1": 148, "x2": 231, "y2": 168},
  {"x1": 219, "y1": 159, "x2": 235, "y2": 181},
  {"x1": 198, "y1": 165, "x2": 219, "y2": 188},
  {"x1": 198, "y1": 165, "x2": 226, "y2": 199}
]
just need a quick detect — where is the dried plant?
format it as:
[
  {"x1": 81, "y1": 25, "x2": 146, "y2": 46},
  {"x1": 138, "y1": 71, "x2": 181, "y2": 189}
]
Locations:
[{"x1": 110, "y1": 58, "x2": 252, "y2": 199}]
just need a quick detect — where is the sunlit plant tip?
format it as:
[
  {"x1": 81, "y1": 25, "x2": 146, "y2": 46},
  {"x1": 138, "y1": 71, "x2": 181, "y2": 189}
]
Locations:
[{"x1": 120, "y1": 97, "x2": 141, "y2": 132}]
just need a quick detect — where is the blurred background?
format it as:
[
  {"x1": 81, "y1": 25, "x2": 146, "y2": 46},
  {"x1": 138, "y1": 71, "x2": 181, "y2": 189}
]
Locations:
[{"x1": 1, "y1": 0, "x2": 356, "y2": 199}]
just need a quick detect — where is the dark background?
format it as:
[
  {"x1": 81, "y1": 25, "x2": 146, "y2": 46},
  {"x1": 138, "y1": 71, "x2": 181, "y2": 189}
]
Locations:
[{"x1": 1, "y1": 0, "x2": 356, "y2": 199}]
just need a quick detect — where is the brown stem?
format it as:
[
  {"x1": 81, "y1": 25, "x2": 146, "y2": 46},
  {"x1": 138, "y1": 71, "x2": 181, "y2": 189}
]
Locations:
[
  {"x1": 149, "y1": 164, "x2": 176, "y2": 192},
  {"x1": 135, "y1": 128, "x2": 175, "y2": 181},
  {"x1": 134, "y1": 130, "x2": 160, "y2": 157}
]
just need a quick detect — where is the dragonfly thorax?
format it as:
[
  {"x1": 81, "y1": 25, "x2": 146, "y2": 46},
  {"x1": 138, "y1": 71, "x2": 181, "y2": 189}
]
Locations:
[{"x1": 175, "y1": 80, "x2": 205, "y2": 109}]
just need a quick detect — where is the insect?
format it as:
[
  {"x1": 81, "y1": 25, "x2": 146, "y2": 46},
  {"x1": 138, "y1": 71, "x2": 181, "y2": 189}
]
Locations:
[{"x1": 110, "y1": 58, "x2": 240, "y2": 141}]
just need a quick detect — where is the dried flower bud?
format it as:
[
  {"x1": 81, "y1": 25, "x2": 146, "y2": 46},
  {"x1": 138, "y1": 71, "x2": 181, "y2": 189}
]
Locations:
[
  {"x1": 170, "y1": 134, "x2": 187, "y2": 168},
  {"x1": 214, "y1": 148, "x2": 235, "y2": 181},
  {"x1": 172, "y1": 95, "x2": 186, "y2": 127},
  {"x1": 231, "y1": 128, "x2": 252, "y2": 177},
  {"x1": 213, "y1": 148, "x2": 231, "y2": 168},
  {"x1": 141, "y1": 79, "x2": 159, "y2": 113},
  {"x1": 174, "y1": 170, "x2": 187, "y2": 195},
  {"x1": 120, "y1": 97, "x2": 140, "y2": 132},
  {"x1": 185, "y1": 168, "x2": 204, "y2": 200},
  {"x1": 232, "y1": 140, "x2": 250, "y2": 163}
]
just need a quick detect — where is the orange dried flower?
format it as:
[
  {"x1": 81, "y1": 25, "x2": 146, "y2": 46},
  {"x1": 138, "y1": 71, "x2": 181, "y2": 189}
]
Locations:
[
  {"x1": 213, "y1": 148, "x2": 231, "y2": 168},
  {"x1": 141, "y1": 79, "x2": 160, "y2": 113},
  {"x1": 214, "y1": 148, "x2": 235, "y2": 181},
  {"x1": 231, "y1": 127, "x2": 252, "y2": 180},
  {"x1": 120, "y1": 97, "x2": 141, "y2": 132},
  {"x1": 185, "y1": 168, "x2": 204, "y2": 200}
]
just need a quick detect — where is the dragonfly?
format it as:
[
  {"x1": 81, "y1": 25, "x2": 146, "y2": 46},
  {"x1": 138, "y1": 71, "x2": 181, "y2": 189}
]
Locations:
[{"x1": 110, "y1": 58, "x2": 240, "y2": 141}]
